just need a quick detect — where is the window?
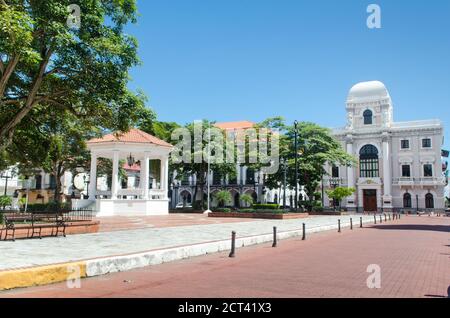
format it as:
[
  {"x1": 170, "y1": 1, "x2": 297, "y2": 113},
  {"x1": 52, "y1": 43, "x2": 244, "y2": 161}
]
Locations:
[
  {"x1": 35, "y1": 175, "x2": 42, "y2": 190},
  {"x1": 423, "y1": 164, "x2": 433, "y2": 177},
  {"x1": 422, "y1": 138, "x2": 432, "y2": 148},
  {"x1": 401, "y1": 165, "x2": 411, "y2": 177},
  {"x1": 213, "y1": 170, "x2": 222, "y2": 185},
  {"x1": 425, "y1": 193, "x2": 434, "y2": 209},
  {"x1": 49, "y1": 175, "x2": 56, "y2": 189},
  {"x1": 246, "y1": 168, "x2": 255, "y2": 184},
  {"x1": 363, "y1": 110, "x2": 373, "y2": 125},
  {"x1": 400, "y1": 139, "x2": 410, "y2": 149},
  {"x1": 332, "y1": 166, "x2": 339, "y2": 178},
  {"x1": 359, "y1": 145, "x2": 379, "y2": 177},
  {"x1": 403, "y1": 193, "x2": 412, "y2": 208}
]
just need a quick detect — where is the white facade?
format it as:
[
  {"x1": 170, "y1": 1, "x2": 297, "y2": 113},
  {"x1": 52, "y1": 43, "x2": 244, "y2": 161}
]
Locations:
[{"x1": 324, "y1": 81, "x2": 446, "y2": 212}]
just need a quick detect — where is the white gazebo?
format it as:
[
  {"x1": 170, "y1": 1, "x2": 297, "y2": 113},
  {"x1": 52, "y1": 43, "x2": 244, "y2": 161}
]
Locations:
[{"x1": 85, "y1": 128, "x2": 173, "y2": 216}]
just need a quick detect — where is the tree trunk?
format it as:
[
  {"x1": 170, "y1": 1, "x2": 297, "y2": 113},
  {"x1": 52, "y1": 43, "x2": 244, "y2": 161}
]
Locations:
[{"x1": 53, "y1": 163, "x2": 65, "y2": 205}]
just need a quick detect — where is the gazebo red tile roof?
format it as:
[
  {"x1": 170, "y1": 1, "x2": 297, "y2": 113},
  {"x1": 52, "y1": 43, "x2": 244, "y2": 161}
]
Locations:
[
  {"x1": 87, "y1": 128, "x2": 173, "y2": 147},
  {"x1": 214, "y1": 121, "x2": 255, "y2": 130}
]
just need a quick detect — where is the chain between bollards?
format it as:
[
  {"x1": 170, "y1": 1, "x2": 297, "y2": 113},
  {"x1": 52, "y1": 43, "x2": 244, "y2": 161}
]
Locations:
[
  {"x1": 338, "y1": 219, "x2": 341, "y2": 233},
  {"x1": 350, "y1": 218, "x2": 353, "y2": 230},
  {"x1": 302, "y1": 223, "x2": 306, "y2": 240},
  {"x1": 229, "y1": 231, "x2": 236, "y2": 258},
  {"x1": 272, "y1": 226, "x2": 277, "y2": 247}
]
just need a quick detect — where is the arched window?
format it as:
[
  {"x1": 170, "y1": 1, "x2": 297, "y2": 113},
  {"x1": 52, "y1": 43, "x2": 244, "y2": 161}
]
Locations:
[
  {"x1": 403, "y1": 193, "x2": 412, "y2": 208},
  {"x1": 363, "y1": 109, "x2": 373, "y2": 125},
  {"x1": 359, "y1": 145, "x2": 379, "y2": 177},
  {"x1": 425, "y1": 193, "x2": 434, "y2": 209}
]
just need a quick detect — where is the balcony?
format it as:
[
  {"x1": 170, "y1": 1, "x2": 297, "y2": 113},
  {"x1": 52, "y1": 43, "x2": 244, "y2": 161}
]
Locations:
[
  {"x1": 419, "y1": 177, "x2": 446, "y2": 187},
  {"x1": 393, "y1": 177, "x2": 415, "y2": 187}
]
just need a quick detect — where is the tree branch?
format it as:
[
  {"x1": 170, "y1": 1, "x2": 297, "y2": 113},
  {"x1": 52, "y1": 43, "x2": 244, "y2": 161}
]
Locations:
[
  {"x1": 0, "y1": 48, "x2": 53, "y2": 145},
  {"x1": 0, "y1": 55, "x2": 20, "y2": 97}
]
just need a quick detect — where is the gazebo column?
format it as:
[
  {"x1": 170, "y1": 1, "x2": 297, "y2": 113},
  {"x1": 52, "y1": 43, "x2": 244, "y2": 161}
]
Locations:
[
  {"x1": 111, "y1": 150, "x2": 119, "y2": 199},
  {"x1": 141, "y1": 153, "x2": 150, "y2": 199},
  {"x1": 160, "y1": 156, "x2": 169, "y2": 199},
  {"x1": 88, "y1": 153, "x2": 97, "y2": 199}
]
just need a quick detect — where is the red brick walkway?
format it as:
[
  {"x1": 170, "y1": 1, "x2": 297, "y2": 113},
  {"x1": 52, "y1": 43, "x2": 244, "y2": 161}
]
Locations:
[{"x1": 2, "y1": 216, "x2": 449, "y2": 298}]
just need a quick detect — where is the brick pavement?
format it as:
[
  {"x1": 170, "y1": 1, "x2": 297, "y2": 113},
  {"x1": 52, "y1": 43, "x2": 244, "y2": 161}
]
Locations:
[{"x1": 2, "y1": 215, "x2": 448, "y2": 298}]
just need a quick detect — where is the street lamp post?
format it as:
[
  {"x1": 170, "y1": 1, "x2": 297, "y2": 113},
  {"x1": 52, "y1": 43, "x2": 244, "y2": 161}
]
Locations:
[
  {"x1": 294, "y1": 120, "x2": 299, "y2": 212},
  {"x1": 205, "y1": 123, "x2": 212, "y2": 214},
  {"x1": 329, "y1": 177, "x2": 340, "y2": 211},
  {"x1": 281, "y1": 158, "x2": 287, "y2": 208}
]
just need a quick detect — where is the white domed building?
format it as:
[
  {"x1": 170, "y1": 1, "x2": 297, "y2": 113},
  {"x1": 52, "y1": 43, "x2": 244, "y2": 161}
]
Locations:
[{"x1": 324, "y1": 81, "x2": 446, "y2": 213}]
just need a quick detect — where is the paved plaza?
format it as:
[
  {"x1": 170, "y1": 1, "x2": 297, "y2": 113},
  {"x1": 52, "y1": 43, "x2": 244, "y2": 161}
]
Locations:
[
  {"x1": 0, "y1": 214, "x2": 374, "y2": 271},
  {"x1": 95, "y1": 213, "x2": 255, "y2": 232},
  {"x1": 1, "y1": 215, "x2": 448, "y2": 298}
]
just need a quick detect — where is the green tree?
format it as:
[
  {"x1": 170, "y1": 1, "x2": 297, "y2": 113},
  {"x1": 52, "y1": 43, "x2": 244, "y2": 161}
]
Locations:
[
  {"x1": 9, "y1": 108, "x2": 94, "y2": 202},
  {"x1": 0, "y1": 194, "x2": 11, "y2": 209},
  {"x1": 0, "y1": 0, "x2": 144, "y2": 149},
  {"x1": 171, "y1": 120, "x2": 236, "y2": 210},
  {"x1": 214, "y1": 190, "x2": 232, "y2": 208},
  {"x1": 240, "y1": 193, "x2": 254, "y2": 207},
  {"x1": 139, "y1": 119, "x2": 180, "y2": 143},
  {"x1": 265, "y1": 121, "x2": 356, "y2": 210},
  {"x1": 326, "y1": 187, "x2": 355, "y2": 210}
]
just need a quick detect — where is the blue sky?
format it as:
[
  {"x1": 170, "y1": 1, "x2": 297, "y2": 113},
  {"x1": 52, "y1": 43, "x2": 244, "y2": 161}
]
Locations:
[{"x1": 125, "y1": 0, "x2": 450, "y2": 149}]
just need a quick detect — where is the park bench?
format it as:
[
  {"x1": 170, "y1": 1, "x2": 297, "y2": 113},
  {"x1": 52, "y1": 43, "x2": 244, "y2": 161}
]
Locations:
[{"x1": 1, "y1": 212, "x2": 66, "y2": 241}]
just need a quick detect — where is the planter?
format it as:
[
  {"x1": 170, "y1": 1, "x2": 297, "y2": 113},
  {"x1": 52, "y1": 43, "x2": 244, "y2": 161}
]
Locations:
[
  {"x1": 308, "y1": 211, "x2": 349, "y2": 216},
  {"x1": 208, "y1": 212, "x2": 309, "y2": 219}
]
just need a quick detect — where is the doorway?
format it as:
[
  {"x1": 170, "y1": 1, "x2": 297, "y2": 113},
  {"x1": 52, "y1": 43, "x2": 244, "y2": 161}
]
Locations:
[{"x1": 363, "y1": 189, "x2": 377, "y2": 212}]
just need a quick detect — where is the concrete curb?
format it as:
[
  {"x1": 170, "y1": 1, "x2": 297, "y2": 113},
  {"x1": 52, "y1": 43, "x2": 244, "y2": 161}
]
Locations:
[
  {"x1": 0, "y1": 262, "x2": 86, "y2": 291},
  {"x1": 0, "y1": 217, "x2": 374, "y2": 290}
]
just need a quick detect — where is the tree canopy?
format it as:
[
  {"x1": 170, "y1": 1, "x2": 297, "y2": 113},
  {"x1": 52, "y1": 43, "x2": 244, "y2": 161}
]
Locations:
[{"x1": 0, "y1": 0, "x2": 146, "y2": 150}]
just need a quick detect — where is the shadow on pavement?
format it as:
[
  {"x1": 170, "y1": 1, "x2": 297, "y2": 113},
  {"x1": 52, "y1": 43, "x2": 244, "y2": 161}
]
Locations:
[{"x1": 368, "y1": 224, "x2": 450, "y2": 233}]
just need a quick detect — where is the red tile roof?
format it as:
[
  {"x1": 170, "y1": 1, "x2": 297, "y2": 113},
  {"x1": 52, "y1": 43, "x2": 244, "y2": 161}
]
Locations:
[
  {"x1": 214, "y1": 121, "x2": 255, "y2": 130},
  {"x1": 87, "y1": 128, "x2": 173, "y2": 147}
]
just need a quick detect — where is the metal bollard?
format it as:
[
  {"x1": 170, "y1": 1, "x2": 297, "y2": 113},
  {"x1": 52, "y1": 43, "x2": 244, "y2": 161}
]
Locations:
[
  {"x1": 360, "y1": 217, "x2": 363, "y2": 228},
  {"x1": 398, "y1": 213, "x2": 401, "y2": 219},
  {"x1": 379, "y1": 215, "x2": 382, "y2": 223},
  {"x1": 350, "y1": 218, "x2": 353, "y2": 230},
  {"x1": 302, "y1": 223, "x2": 306, "y2": 240},
  {"x1": 338, "y1": 219, "x2": 341, "y2": 232},
  {"x1": 272, "y1": 226, "x2": 277, "y2": 247},
  {"x1": 229, "y1": 231, "x2": 236, "y2": 258},
  {"x1": 374, "y1": 214, "x2": 377, "y2": 224},
  {"x1": 388, "y1": 213, "x2": 391, "y2": 221},
  {"x1": 384, "y1": 214, "x2": 387, "y2": 222}
]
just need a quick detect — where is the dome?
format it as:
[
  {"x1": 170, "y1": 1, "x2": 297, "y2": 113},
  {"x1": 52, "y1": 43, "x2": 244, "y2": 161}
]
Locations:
[{"x1": 347, "y1": 81, "x2": 390, "y2": 102}]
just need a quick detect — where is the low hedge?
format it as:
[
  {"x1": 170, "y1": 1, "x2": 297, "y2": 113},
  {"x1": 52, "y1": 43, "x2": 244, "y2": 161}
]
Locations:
[
  {"x1": 0, "y1": 212, "x2": 3, "y2": 225},
  {"x1": 215, "y1": 208, "x2": 231, "y2": 213},
  {"x1": 24, "y1": 202, "x2": 71, "y2": 212},
  {"x1": 236, "y1": 209, "x2": 285, "y2": 214},
  {"x1": 237, "y1": 209, "x2": 254, "y2": 213},
  {"x1": 252, "y1": 204, "x2": 279, "y2": 210}
]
